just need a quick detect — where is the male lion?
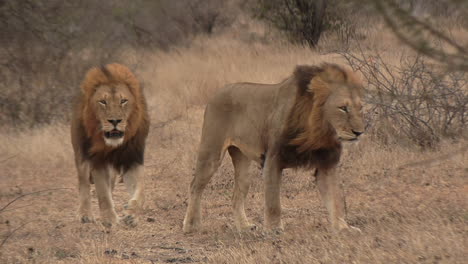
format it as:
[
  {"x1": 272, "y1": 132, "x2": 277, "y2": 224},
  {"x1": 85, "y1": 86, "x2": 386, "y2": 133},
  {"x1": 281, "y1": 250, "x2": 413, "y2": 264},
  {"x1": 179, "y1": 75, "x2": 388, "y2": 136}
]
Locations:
[
  {"x1": 71, "y1": 63, "x2": 149, "y2": 227},
  {"x1": 183, "y1": 63, "x2": 364, "y2": 233}
]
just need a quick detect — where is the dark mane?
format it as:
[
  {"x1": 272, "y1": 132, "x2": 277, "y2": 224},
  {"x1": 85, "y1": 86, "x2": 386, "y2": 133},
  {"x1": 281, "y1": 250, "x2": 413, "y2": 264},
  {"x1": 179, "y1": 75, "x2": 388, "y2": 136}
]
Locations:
[
  {"x1": 278, "y1": 64, "x2": 343, "y2": 169},
  {"x1": 293, "y1": 65, "x2": 323, "y2": 95},
  {"x1": 279, "y1": 141, "x2": 341, "y2": 169},
  {"x1": 85, "y1": 125, "x2": 148, "y2": 172}
]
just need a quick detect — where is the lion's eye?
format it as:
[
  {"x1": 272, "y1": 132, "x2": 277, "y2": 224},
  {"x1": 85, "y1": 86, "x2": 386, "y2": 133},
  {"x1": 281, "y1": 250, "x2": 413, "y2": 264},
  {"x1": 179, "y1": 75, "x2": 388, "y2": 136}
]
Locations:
[
  {"x1": 99, "y1": 100, "x2": 107, "y2": 106},
  {"x1": 121, "y1": 99, "x2": 128, "y2": 105},
  {"x1": 339, "y1": 106, "x2": 348, "y2": 113}
]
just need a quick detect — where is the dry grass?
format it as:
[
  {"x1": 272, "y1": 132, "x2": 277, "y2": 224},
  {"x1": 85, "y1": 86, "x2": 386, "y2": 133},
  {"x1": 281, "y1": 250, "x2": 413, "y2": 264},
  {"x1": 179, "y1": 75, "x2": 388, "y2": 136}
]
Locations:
[{"x1": 1, "y1": 30, "x2": 467, "y2": 263}]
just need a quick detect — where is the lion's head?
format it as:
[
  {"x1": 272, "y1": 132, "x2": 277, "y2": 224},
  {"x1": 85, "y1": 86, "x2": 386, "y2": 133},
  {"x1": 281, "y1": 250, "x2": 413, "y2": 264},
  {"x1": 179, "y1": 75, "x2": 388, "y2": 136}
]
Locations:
[
  {"x1": 80, "y1": 64, "x2": 145, "y2": 152},
  {"x1": 317, "y1": 64, "x2": 365, "y2": 141},
  {"x1": 285, "y1": 63, "x2": 365, "y2": 153}
]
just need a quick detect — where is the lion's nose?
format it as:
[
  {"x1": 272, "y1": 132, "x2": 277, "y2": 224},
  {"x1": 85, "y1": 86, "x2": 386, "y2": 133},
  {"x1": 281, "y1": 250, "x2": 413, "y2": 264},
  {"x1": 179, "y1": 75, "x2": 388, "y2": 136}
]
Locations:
[
  {"x1": 352, "y1": 130, "x2": 363, "y2": 137},
  {"x1": 108, "y1": 119, "x2": 122, "y2": 127}
]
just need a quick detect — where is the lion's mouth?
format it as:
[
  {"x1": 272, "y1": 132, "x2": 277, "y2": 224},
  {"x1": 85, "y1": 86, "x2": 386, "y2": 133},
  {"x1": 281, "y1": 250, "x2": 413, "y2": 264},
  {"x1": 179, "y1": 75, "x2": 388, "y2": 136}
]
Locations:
[
  {"x1": 338, "y1": 136, "x2": 359, "y2": 142},
  {"x1": 104, "y1": 129, "x2": 124, "y2": 139}
]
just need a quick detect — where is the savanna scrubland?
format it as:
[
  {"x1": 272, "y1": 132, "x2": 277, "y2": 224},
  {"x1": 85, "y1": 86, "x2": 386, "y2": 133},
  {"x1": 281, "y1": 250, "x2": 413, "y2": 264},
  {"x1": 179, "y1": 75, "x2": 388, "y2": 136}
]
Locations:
[{"x1": 1, "y1": 1, "x2": 467, "y2": 263}]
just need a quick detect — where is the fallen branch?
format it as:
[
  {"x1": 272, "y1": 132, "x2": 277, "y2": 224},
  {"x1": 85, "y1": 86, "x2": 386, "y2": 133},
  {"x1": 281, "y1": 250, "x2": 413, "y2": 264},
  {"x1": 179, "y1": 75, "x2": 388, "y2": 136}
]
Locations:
[
  {"x1": 0, "y1": 204, "x2": 34, "y2": 213},
  {"x1": 0, "y1": 221, "x2": 33, "y2": 248},
  {"x1": 0, "y1": 154, "x2": 19, "y2": 164},
  {"x1": 398, "y1": 144, "x2": 468, "y2": 169}
]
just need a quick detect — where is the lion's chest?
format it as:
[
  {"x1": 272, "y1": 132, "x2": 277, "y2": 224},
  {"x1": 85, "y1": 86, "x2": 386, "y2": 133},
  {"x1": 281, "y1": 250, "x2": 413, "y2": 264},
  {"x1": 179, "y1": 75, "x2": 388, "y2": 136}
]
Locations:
[
  {"x1": 279, "y1": 144, "x2": 342, "y2": 169},
  {"x1": 85, "y1": 137, "x2": 144, "y2": 172}
]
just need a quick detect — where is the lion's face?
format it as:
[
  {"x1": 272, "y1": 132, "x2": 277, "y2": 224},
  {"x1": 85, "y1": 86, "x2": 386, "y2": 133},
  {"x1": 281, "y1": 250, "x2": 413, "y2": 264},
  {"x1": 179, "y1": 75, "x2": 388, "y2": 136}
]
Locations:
[
  {"x1": 91, "y1": 83, "x2": 135, "y2": 147},
  {"x1": 324, "y1": 84, "x2": 364, "y2": 141}
]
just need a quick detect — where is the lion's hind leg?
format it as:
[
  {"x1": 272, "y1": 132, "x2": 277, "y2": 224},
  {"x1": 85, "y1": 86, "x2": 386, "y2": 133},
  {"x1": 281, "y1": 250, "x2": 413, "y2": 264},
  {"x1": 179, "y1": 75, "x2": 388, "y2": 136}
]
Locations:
[
  {"x1": 263, "y1": 155, "x2": 284, "y2": 231},
  {"x1": 228, "y1": 146, "x2": 255, "y2": 231},
  {"x1": 183, "y1": 146, "x2": 225, "y2": 233}
]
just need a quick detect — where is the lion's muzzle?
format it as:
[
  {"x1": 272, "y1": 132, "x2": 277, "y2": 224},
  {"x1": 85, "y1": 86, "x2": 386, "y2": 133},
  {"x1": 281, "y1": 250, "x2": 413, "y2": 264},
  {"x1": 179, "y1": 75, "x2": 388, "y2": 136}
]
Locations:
[
  {"x1": 101, "y1": 120, "x2": 126, "y2": 147},
  {"x1": 104, "y1": 129, "x2": 125, "y2": 139}
]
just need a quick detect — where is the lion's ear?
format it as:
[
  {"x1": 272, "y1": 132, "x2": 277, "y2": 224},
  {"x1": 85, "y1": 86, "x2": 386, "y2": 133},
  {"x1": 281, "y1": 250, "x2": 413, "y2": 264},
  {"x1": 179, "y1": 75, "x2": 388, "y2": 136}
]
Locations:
[
  {"x1": 319, "y1": 63, "x2": 348, "y2": 83},
  {"x1": 309, "y1": 74, "x2": 330, "y2": 95},
  {"x1": 293, "y1": 65, "x2": 323, "y2": 95}
]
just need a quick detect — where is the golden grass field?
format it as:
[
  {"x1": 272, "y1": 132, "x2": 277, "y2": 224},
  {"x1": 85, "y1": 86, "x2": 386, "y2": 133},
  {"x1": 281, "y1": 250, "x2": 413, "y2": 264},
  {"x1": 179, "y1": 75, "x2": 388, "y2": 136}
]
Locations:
[{"x1": 1, "y1": 28, "x2": 467, "y2": 263}]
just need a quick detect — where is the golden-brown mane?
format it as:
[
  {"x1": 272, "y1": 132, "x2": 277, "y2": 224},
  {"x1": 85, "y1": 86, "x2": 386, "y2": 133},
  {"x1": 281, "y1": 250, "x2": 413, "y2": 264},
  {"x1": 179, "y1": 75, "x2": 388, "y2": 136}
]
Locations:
[
  {"x1": 286, "y1": 65, "x2": 331, "y2": 151},
  {"x1": 280, "y1": 63, "x2": 362, "y2": 169},
  {"x1": 285, "y1": 64, "x2": 348, "y2": 150},
  {"x1": 80, "y1": 63, "x2": 146, "y2": 154}
]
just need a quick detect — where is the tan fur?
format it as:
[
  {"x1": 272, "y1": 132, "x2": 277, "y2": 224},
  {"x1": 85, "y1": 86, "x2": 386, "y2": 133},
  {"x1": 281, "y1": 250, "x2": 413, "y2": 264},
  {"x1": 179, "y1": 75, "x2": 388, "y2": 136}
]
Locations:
[
  {"x1": 71, "y1": 63, "x2": 149, "y2": 227},
  {"x1": 184, "y1": 63, "x2": 364, "y2": 233}
]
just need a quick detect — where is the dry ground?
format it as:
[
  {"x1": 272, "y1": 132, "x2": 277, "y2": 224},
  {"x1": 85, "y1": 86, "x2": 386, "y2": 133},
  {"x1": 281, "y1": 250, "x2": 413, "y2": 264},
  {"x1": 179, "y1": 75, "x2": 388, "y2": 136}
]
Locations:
[{"x1": 1, "y1": 33, "x2": 467, "y2": 263}]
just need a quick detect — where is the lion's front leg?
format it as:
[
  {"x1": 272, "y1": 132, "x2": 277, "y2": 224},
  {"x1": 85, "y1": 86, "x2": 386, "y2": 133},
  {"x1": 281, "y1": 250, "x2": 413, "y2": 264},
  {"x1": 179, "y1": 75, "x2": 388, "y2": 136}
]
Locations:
[
  {"x1": 93, "y1": 167, "x2": 119, "y2": 227},
  {"x1": 228, "y1": 147, "x2": 255, "y2": 231},
  {"x1": 77, "y1": 161, "x2": 93, "y2": 223},
  {"x1": 121, "y1": 164, "x2": 145, "y2": 227},
  {"x1": 123, "y1": 164, "x2": 145, "y2": 211},
  {"x1": 263, "y1": 156, "x2": 283, "y2": 231},
  {"x1": 316, "y1": 168, "x2": 359, "y2": 232}
]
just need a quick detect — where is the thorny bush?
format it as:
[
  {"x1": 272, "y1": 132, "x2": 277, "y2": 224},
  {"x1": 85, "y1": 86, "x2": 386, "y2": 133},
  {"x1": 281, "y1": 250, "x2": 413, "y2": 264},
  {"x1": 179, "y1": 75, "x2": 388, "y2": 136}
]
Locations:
[{"x1": 342, "y1": 51, "x2": 467, "y2": 148}]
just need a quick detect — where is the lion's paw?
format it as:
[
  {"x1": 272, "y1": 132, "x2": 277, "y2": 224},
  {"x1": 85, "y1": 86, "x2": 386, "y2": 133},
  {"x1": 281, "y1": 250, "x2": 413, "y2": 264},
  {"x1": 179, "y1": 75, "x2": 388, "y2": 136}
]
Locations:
[
  {"x1": 124, "y1": 199, "x2": 143, "y2": 212},
  {"x1": 123, "y1": 202, "x2": 135, "y2": 210},
  {"x1": 122, "y1": 214, "x2": 137, "y2": 228},
  {"x1": 264, "y1": 220, "x2": 284, "y2": 234},
  {"x1": 80, "y1": 215, "x2": 94, "y2": 224},
  {"x1": 336, "y1": 222, "x2": 362, "y2": 234},
  {"x1": 101, "y1": 220, "x2": 114, "y2": 229},
  {"x1": 100, "y1": 213, "x2": 119, "y2": 228},
  {"x1": 182, "y1": 219, "x2": 200, "y2": 234},
  {"x1": 271, "y1": 227, "x2": 284, "y2": 235}
]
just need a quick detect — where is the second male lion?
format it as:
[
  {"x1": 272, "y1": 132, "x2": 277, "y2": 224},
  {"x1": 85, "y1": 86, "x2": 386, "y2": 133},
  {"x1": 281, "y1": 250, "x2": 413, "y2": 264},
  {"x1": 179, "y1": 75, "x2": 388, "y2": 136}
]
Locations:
[
  {"x1": 71, "y1": 63, "x2": 149, "y2": 227},
  {"x1": 184, "y1": 63, "x2": 364, "y2": 233}
]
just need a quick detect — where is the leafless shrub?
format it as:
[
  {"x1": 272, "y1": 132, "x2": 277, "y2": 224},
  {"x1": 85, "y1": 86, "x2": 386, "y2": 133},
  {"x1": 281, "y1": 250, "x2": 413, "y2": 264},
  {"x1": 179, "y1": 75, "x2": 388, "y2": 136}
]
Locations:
[
  {"x1": 187, "y1": 0, "x2": 237, "y2": 35},
  {"x1": 370, "y1": 0, "x2": 468, "y2": 71},
  {"x1": 324, "y1": 0, "x2": 365, "y2": 50},
  {"x1": 342, "y1": 51, "x2": 467, "y2": 148},
  {"x1": 252, "y1": 0, "x2": 328, "y2": 47},
  {"x1": 0, "y1": 0, "x2": 238, "y2": 127},
  {"x1": 250, "y1": 0, "x2": 371, "y2": 50}
]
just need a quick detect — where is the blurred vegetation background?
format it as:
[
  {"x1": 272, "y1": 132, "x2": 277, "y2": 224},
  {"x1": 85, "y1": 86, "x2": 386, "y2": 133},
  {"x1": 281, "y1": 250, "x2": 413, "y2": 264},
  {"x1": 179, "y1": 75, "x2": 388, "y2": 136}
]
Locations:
[
  {"x1": 0, "y1": 0, "x2": 240, "y2": 126},
  {"x1": 0, "y1": 0, "x2": 466, "y2": 148}
]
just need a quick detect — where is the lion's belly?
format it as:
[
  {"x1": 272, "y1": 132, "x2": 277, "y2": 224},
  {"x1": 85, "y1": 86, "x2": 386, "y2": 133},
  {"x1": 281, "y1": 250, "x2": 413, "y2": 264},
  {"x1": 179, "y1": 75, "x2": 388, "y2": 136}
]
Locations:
[{"x1": 224, "y1": 137, "x2": 264, "y2": 164}]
